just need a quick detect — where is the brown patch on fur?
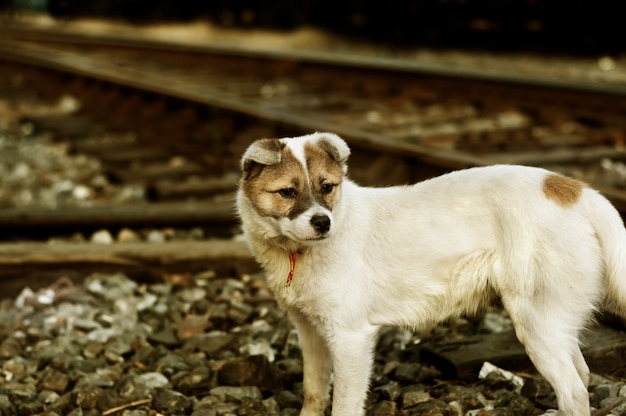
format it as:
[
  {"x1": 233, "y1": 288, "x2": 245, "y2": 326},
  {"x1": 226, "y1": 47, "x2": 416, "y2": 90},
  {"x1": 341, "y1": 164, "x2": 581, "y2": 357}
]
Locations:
[
  {"x1": 242, "y1": 139, "x2": 282, "y2": 180},
  {"x1": 542, "y1": 173, "x2": 584, "y2": 207},
  {"x1": 304, "y1": 141, "x2": 345, "y2": 209},
  {"x1": 242, "y1": 144, "x2": 307, "y2": 218}
]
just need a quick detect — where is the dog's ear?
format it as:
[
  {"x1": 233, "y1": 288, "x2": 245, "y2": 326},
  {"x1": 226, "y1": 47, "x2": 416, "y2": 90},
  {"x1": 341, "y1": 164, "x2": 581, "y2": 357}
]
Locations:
[
  {"x1": 241, "y1": 138, "x2": 282, "y2": 177},
  {"x1": 316, "y1": 133, "x2": 350, "y2": 168}
]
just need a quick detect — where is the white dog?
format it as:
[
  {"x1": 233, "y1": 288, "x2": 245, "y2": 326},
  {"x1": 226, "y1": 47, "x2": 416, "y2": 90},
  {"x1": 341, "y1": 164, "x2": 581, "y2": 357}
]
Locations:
[{"x1": 236, "y1": 132, "x2": 626, "y2": 416}]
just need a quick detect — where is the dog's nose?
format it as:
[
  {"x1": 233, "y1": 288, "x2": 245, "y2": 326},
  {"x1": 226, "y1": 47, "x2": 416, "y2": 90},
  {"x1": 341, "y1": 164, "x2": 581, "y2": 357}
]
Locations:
[{"x1": 310, "y1": 214, "x2": 331, "y2": 234}]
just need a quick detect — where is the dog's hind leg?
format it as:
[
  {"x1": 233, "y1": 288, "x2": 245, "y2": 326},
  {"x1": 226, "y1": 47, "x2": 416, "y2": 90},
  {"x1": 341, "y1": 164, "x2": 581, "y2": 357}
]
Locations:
[
  {"x1": 290, "y1": 311, "x2": 332, "y2": 416},
  {"x1": 504, "y1": 300, "x2": 591, "y2": 416}
]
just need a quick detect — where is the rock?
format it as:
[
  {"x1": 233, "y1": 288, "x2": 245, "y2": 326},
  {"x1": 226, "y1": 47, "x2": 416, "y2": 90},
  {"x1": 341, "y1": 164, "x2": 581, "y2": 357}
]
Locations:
[
  {"x1": 262, "y1": 396, "x2": 281, "y2": 415},
  {"x1": 239, "y1": 338, "x2": 275, "y2": 362},
  {"x1": 90, "y1": 229, "x2": 114, "y2": 244},
  {"x1": 521, "y1": 377, "x2": 554, "y2": 402},
  {"x1": 156, "y1": 353, "x2": 191, "y2": 377},
  {"x1": 217, "y1": 355, "x2": 284, "y2": 393},
  {"x1": 104, "y1": 335, "x2": 134, "y2": 362},
  {"x1": 479, "y1": 311, "x2": 514, "y2": 334},
  {"x1": 274, "y1": 390, "x2": 302, "y2": 409},
  {"x1": 229, "y1": 300, "x2": 254, "y2": 325},
  {"x1": 593, "y1": 383, "x2": 622, "y2": 405},
  {"x1": 137, "y1": 372, "x2": 170, "y2": 389},
  {"x1": 0, "y1": 395, "x2": 12, "y2": 414},
  {"x1": 171, "y1": 366, "x2": 212, "y2": 394},
  {"x1": 401, "y1": 399, "x2": 459, "y2": 416},
  {"x1": 176, "y1": 314, "x2": 211, "y2": 340},
  {"x1": 238, "y1": 397, "x2": 266, "y2": 415},
  {"x1": 38, "y1": 390, "x2": 61, "y2": 405},
  {"x1": 148, "y1": 327, "x2": 180, "y2": 346},
  {"x1": 274, "y1": 358, "x2": 303, "y2": 385},
  {"x1": 374, "y1": 381, "x2": 403, "y2": 402},
  {"x1": 209, "y1": 386, "x2": 263, "y2": 402},
  {"x1": 394, "y1": 362, "x2": 441, "y2": 383},
  {"x1": 0, "y1": 337, "x2": 23, "y2": 359},
  {"x1": 115, "y1": 375, "x2": 152, "y2": 401},
  {"x1": 74, "y1": 384, "x2": 105, "y2": 409},
  {"x1": 369, "y1": 400, "x2": 398, "y2": 416},
  {"x1": 117, "y1": 228, "x2": 140, "y2": 242},
  {"x1": 146, "y1": 230, "x2": 165, "y2": 243},
  {"x1": 188, "y1": 331, "x2": 234, "y2": 357},
  {"x1": 38, "y1": 368, "x2": 70, "y2": 394},
  {"x1": 400, "y1": 387, "x2": 430, "y2": 409},
  {"x1": 152, "y1": 388, "x2": 193, "y2": 414},
  {"x1": 502, "y1": 394, "x2": 541, "y2": 415},
  {"x1": 17, "y1": 400, "x2": 44, "y2": 415}
]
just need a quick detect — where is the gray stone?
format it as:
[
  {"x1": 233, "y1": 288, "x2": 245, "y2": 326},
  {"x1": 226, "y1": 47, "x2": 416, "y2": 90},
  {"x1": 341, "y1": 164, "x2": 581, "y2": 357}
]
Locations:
[
  {"x1": 400, "y1": 388, "x2": 430, "y2": 409},
  {"x1": 37, "y1": 368, "x2": 70, "y2": 394},
  {"x1": 217, "y1": 355, "x2": 284, "y2": 393},
  {"x1": 369, "y1": 400, "x2": 398, "y2": 416},
  {"x1": 375, "y1": 381, "x2": 402, "y2": 401},
  {"x1": 212, "y1": 385, "x2": 263, "y2": 402},
  {"x1": 274, "y1": 390, "x2": 302, "y2": 409},
  {"x1": 152, "y1": 388, "x2": 193, "y2": 414}
]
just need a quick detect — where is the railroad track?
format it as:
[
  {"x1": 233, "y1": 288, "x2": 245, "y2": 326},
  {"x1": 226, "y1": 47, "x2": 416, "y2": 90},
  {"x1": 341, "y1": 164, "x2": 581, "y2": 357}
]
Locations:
[
  {"x1": 1, "y1": 20, "x2": 626, "y2": 292},
  {"x1": 2, "y1": 21, "x2": 625, "y2": 170}
]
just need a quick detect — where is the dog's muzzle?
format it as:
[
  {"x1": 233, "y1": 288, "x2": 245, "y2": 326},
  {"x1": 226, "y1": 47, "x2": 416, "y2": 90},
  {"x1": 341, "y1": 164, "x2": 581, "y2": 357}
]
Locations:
[{"x1": 310, "y1": 214, "x2": 331, "y2": 234}]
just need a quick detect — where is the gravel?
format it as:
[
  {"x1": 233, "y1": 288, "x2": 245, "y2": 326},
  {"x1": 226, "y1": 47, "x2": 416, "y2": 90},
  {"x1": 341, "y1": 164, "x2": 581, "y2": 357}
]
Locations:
[
  {"x1": 1, "y1": 269, "x2": 626, "y2": 416},
  {"x1": 0, "y1": 87, "x2": 146, "y2": 210}
]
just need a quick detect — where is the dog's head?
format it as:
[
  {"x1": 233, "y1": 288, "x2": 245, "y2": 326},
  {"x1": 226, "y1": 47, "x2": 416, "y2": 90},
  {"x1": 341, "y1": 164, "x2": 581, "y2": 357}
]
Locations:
[{"x1": 239, "y1": 132, "x2": 350, "y2": 246}]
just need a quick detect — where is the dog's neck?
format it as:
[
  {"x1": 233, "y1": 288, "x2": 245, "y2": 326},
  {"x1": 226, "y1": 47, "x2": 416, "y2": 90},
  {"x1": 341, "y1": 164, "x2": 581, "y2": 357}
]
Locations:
[{"x1": 246, "y1": 232, "x2": 310, "y2": 288}]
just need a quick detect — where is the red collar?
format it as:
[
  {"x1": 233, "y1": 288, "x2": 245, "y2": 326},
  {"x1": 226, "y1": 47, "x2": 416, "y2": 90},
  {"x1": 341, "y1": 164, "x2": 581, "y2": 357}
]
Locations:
[{"x1": 285, "y1": 251, "x2": 297, "y2": 287}]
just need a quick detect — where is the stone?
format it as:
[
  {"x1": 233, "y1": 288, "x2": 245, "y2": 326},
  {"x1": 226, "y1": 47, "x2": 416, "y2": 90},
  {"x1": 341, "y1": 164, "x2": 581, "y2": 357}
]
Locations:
[
  {"x1": 90, "y1": 229, "x2": 114, "y2": 244},
  {"x1": 217, "y1": 355, "x2": 284, "y2": 393},
  {"x1": 400, "y1": 387, "x2": 430, "y2": 409},
  {"x1": 0, "y1": 337, "x2": 23, "y2": 358},
  {"x1": 394, "y1": 362, "x2": 441, "y2": 383},
  {"x1": 152, "y1": 388, "x2": 193, "y2": 414},
  {"x1": 0, "y1": 395, "x2": 12, "y2": 414},
  {"x1": 117, "y1": 228, "x2": 140, "y2": 242},
  {"x1": 176, "y1": 314, "x2": 212, "y2": 340},
  {"x1": 137, "y1": 372, "x2": 170, "y2": 389},
  {"x1": 401, "y1": 399, "x2": 459, "y2": 416},
  {"x1": 148, "y1": 327, "x2": 180, "y2": 346},
  {"x1": 74, "y1": 384, "x2": 105, "y2": 409},
  {"x1": 369, "y1": 400, "x2": 398, "y2": 416},
  {"x1": 274, "y1": 390, "x2": 302, "y2": 409},
  {"x1": 115, "y1": 375, "x2": 152, "y2": 401},
  {"x1": 593, "y1": 383, "x2": 622, "y2": 405},
  {"x1": 38, "y1": 368, "x2": 70, "y2": 394},
  {"x1": 209, "y1": 386, "x2": 263, "y2": 402},
  {"x1": 189, "y1": 332, "x2": 234, "y2": 357},
  {"x1": 238, "y1": 397, "x2": 266, "y2": 415},
  {"x1": 374, "y1": 381, "x2": 403, "y2": 402},
  {"x1": 171, "y1": 366, "x2": 212, "y2": 393}
]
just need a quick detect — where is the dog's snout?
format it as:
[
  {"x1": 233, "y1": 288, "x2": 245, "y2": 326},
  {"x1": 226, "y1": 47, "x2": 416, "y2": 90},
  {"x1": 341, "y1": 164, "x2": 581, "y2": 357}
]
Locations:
[{"x1": 311, "y1": 214, "x2": 331, "y2": 234}]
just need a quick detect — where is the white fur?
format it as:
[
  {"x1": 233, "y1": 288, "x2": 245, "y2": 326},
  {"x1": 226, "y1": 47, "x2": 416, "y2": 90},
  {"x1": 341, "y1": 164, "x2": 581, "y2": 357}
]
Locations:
[{"x1": 237, "y1": 133, "x2": 626, "y2": 416}]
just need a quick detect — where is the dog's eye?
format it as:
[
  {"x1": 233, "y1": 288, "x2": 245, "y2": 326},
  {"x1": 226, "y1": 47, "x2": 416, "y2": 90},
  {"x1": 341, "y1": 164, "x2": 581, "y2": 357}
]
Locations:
[
  {"x1": 320, "y1": 184, "x2": 335, "y2": 195},
  {"x1": 278, "y1": 188, "x2": 297, "y2": 198}
]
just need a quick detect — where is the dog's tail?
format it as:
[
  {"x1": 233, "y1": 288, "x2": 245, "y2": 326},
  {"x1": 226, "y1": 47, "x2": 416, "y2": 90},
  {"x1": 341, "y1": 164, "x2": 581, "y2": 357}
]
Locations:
[{"x1": 583, "y1": 188, "x2": 626, "y2": 317}]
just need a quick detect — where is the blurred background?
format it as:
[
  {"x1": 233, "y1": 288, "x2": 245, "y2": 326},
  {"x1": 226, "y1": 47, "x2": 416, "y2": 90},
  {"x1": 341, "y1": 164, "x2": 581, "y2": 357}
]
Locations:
[
  {"x1": 2, "y1": 0, "x2": 626, "y2": 54},
  {"x1": 3, "y1": 3, "x2": 626, "y2": 416}
]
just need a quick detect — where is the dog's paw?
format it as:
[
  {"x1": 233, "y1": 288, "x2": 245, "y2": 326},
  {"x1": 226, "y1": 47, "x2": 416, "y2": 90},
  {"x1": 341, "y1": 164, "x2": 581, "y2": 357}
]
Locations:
[{"x1": 538, "y1": 410, "x2": 558, "y2": 416}]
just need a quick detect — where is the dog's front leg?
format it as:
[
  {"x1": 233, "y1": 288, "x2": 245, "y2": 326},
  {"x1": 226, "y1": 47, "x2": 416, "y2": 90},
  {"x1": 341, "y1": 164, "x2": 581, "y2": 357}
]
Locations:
[
  {"x1": 329, "y1": 325, "x2": 379, "y2": 416},
  {"x1": 290, "y1": 310, "x2": 332, "y2": 416}
]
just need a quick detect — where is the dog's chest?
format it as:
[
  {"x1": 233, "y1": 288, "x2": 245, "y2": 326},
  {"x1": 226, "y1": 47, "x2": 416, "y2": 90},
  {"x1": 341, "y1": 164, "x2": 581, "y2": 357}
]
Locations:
[{"x1": 266, "y1": 254, "x2": 343, "y2": 313}]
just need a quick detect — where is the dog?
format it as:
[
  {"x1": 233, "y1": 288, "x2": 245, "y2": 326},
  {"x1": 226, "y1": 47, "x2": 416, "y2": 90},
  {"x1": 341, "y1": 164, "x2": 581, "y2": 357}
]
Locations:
[{"x1": 236, "y1": 132, "x2": 626, "y2": 416}]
